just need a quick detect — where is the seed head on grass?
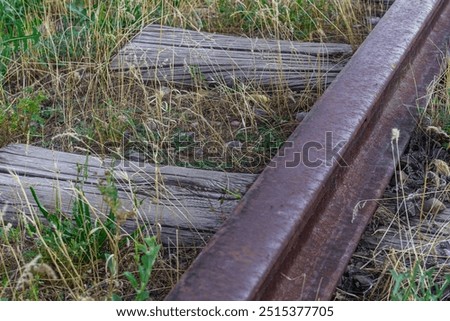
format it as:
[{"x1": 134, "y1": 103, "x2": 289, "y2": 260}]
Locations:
[
  {"x1": 391, "y1": 128, "x2": 400, "y2": 142},
  {"x1": 16, "y1": 255, "x2": 58, "y2": 291},
  {"x1": 431, "y1": 159, "x2": 450, "y2": 177}
]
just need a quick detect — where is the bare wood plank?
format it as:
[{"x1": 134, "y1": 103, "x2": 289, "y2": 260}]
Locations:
[
  {"x1": 0, "y1": 144, "x2": 257, "y2": 245},
  {"x1": 110, "y1": 25, "x2": 352, "y2": 91}
]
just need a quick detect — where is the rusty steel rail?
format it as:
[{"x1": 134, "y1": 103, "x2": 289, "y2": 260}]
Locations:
[{"x1": 166, "y1": 0, "x2": 450, "y2": 300}]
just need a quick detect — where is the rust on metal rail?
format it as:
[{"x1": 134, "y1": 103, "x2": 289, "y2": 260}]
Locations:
[{"x1": 166, "y1": 0, "x2": 450, "y2": 300}]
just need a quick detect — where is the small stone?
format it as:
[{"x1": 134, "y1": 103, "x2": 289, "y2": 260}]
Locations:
[
  {"x1": 225, "y1": 141, "x2": 243, "y2": 149},
  {"x1": 146, "y1": 120, "x2": 159, "y2": 131},
  {"x1": 159, "y1": 86, "x2": 171, "y2": 96},
  {"x1": 194, "y1": 147, "x2": 204, "y2": 158},
  {"x1": 295, "y1": 112, "x2": 308, "y2": 122},
  {"x1": 354, "y1": 274, "x2": 373, "y2": 288},
  {"x1": 425, "y1": 171, "x2": 443, "y2": 188},
  {"x1": 255, "y1": 108, "x2": 268, "y2": 118},
  {"x1": 180, "y1": 131, "x2": 195, "y2": 139},
  {"x1": 190, "y1": 122, "x2": 199, "y2": 128},
  {"x1": 390, "y1": 170, "x2": 409, "y2": 186},
  {"x1": 230, "y1": 120, "x2": 241, "y2": 128},
  {"x1": 367, "y1": 16, "x2": 381, "y2": 27},
  {"x1": 398, "y1": 200, "x2": 416, "y2": 217},
  {"x1": 399, "y1": 170, "x2": 409, "y2": 185},
  {"x1": 423, "y1": 198, "x2": 446, "y2": 215}
]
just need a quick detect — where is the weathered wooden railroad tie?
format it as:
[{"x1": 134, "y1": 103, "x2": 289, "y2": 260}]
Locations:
[
  {"x1": 0, "y1": 144, "x2": 256, "y2": 245},
  {"x1": 110, "y1": 24, "x2": 352, "y2": 91}
]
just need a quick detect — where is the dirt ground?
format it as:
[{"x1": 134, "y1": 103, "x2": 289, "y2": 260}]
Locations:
[{"x1": 336, "y1": 120, "x2": 450, "y2": 300}]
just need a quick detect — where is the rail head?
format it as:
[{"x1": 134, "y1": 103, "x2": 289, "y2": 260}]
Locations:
[{"x1": 166, "y1": 0, "x2": 450, "y2": 301}]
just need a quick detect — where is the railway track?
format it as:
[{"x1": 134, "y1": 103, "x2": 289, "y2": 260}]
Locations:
[{"x1": 166, "y1": 0, "x2": 450, "y2": 300}]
